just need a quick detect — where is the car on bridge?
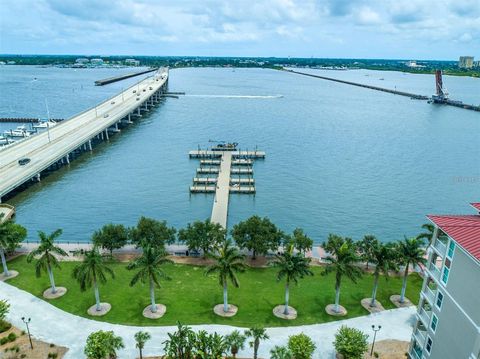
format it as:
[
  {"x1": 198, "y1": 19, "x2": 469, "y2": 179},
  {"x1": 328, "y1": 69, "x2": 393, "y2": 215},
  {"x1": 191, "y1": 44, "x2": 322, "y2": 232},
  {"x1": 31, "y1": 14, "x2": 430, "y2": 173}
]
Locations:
[{"x1": 18, "y1": 158, "x2": 31, "y2": 166}]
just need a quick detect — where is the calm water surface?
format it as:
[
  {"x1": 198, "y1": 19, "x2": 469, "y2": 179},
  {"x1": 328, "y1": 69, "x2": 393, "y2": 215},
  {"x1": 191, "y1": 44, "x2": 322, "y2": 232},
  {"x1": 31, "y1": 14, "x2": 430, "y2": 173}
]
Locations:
[{"x1": 1, "y1": 66, "x2": 479, "y2": 243}]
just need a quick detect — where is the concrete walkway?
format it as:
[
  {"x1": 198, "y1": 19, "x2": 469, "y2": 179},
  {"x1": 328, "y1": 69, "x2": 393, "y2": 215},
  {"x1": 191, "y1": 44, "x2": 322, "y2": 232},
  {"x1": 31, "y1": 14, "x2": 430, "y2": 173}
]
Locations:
[{"x1": 1, "y1": 281, "x2": 416, "y2": 358}]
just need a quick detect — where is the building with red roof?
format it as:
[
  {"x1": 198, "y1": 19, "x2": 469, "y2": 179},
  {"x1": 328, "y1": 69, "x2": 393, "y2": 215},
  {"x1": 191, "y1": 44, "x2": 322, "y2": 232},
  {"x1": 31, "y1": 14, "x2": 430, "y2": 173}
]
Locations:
[{"x1": 408, "y1": 203, "x2": 480, "y2": 359}]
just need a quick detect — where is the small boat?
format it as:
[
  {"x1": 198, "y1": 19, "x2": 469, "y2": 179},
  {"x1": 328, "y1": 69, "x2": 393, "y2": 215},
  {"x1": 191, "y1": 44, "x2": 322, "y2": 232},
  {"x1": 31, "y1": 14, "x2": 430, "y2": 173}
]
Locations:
[
  {"x1": 211, "y1": 142, "x2": 238, "y2": 151},
  {"x1": 4, "y1": 125, "x2": 31, "y2": 138},
  {"x1": 33, "y1": 119, "x2": 57, "y2": 129}
]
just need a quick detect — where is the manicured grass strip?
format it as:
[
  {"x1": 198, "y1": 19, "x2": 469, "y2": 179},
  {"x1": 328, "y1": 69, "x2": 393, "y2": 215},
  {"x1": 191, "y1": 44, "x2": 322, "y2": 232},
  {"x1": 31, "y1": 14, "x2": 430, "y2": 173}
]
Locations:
[{"x1": 7, "y1": 256, "x2": 422, "y2": 327}]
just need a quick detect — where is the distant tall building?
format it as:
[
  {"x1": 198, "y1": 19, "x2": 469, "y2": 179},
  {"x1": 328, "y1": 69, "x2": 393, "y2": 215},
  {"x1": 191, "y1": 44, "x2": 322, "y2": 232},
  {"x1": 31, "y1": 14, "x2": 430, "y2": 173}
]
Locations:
[
  {"x1": 90, "y1": 58, "x2": 104, "y2": 65},
  {"x1": 408, "y1": 202, "x2": 480, "y2": 359},
  {"x1": 125, "y1": 58, "x2": 140, "y2": 66},
  {"x1": 458, "y1": 56, "x2": 474, "y2": 69}
]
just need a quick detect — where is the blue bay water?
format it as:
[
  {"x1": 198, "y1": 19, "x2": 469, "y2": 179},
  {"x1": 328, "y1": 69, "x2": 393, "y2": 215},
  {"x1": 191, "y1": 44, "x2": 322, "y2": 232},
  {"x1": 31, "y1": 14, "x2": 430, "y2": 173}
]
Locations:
[{"x1": 1, "y1": 66, "x2": 479, "y2": 244}]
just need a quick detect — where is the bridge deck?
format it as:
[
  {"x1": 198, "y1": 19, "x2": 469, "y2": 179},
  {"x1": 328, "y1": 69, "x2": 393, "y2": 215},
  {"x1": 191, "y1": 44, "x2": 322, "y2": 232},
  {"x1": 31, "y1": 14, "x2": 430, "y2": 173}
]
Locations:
[{"x1": 0, "y1": 69, "x2": 168, "y2": 200}]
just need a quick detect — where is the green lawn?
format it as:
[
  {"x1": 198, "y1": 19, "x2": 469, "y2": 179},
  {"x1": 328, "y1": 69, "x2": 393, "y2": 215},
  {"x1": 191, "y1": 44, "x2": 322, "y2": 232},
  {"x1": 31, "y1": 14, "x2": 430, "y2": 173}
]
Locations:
[{"x1": 7, "y1": 256, "x2": 422, "y2": 327}]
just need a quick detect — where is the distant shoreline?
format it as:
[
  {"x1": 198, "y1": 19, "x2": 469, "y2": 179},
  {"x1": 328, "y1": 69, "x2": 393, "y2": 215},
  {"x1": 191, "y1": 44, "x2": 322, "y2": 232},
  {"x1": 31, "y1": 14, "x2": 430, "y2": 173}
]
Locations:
[{"x1": 1, "y1": 55, "x2": 479, "y2": 78}]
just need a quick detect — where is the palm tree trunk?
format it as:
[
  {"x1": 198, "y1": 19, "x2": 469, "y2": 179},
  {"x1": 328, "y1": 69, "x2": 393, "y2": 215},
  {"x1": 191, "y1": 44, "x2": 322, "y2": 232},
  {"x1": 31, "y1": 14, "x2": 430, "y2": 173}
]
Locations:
[
  {"x1": 150, "y1": 277, "x2": 157, "y2": 313},
  {"x1": 334, "y1": 276, "x2": 341, "y2": 313},
  {"x1": 400, "y1": 262, "x2": 409, "y2": 303},
  {"x1": 139, "y1": 347, "x2": 143, "y2": 359},
  {"x1": 47, "y1": 263, "x2": 57, "y2": 293},
  {"x1": 0, "y1": 249, "x2": 10, "y2": 277},
  {"x1": 94, "y1": 279, "x2": 101, "y2": 311},
  {"x1": 254, "y1": 340, "x2": 259, "y2": 359},
  {"x1": 252, "y1": 250, "x2": 256, "y2": 260},
  {"x1": 284, "y1": 281, "x2": 290, "y2": 315},
  {"x1": 223, "y1": 281, "x2": 228, "y2": 312},
  {"x1": 370, "y1": 273, "x2": 379, "y2": 307}
]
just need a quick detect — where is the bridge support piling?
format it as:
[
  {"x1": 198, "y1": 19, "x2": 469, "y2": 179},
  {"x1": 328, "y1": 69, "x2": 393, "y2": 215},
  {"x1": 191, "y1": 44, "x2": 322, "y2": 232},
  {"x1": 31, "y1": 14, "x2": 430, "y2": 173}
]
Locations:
[
  {"x1": 105, "y1": 129, "x2": 109, "y2": 140},
  {"x1": 88, "y1": 140, "x2": 92, "y2": 151},
  {"x1": 137, "y1": 107, "x2": 141, "y2": 116}
]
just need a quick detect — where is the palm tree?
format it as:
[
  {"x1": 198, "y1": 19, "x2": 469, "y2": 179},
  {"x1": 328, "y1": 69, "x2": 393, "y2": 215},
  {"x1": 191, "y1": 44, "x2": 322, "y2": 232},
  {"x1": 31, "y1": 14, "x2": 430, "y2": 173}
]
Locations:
[
  {"x1": 357, "y1": 235, "x2": 377, "y2": 270},
  {"x1": 72, "y1": 247, "x2": 114, "y2": 312},
  {"x1": 127, "y1": 245, "x2": 173, "y2": 313},
  {"x1": 416, "y1": 223, "x2": 435, "y2": 248},
  {"x1": 225, "y1": 330, "x2": 246, "y2": 359},
  {"x1": 396, "y1": 237, "x2": 427, "y2": 303},
  {"x1": 27, "y1": 229, "x2": 68, "y2": 294},
  {"x1": 134, "y1": 331, "x2": 151, "y2": 359},
  {"x1": 369, "y1": 241, "x2": 397, "y2": 307},
  {"x1": 205, "y1": 239, "x2": 246, "y2": 313},
  {"x1": 323, "y1": 234, "x2": 363, "y2": 313},
  {"x1": 271, "y1": 244, "x2": 313, "y2": 315},
  {"x1": 163, "y1": 322, "x2": 196, "y2": 359},
  {"x1": 0, "y1": 214, "x2": 27, "y2": 277},
  {"x1": 245, "y1": 326, "x2": 269, "y2": 359}
]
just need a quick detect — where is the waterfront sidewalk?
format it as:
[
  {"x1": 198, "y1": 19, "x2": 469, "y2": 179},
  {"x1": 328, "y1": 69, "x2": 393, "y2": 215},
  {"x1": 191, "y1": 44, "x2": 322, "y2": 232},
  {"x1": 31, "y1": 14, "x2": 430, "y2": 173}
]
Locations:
[{"x1": 1, "y1": 280, "x2": 416, "y2": 358}]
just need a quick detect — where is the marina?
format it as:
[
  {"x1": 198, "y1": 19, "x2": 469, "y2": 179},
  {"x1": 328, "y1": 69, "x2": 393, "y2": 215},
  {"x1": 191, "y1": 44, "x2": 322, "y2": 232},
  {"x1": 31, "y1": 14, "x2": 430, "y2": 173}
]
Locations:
[{"x1": 189, "y1": 144, "x2": 264, "y2": 228}]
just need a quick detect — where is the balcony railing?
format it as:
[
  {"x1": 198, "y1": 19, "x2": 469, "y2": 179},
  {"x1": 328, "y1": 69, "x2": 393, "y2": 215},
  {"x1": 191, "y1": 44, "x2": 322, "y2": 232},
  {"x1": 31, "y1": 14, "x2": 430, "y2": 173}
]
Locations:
[
  {"x1": 413, "y1": 327, "x2": 427, "y2": 347},
  {"x1": 423, "y1": 285, "x2": 436, "y2": 304},
  {"x1": 433, "y1": 237, "x2": 447, "y2": 256},
  {"x1": 418, "y1": 308, "x2": 432, "y2": 327},
  {"x1": 428, "y1": 263, "x2": 441, "y2": 282},
  {"x1": 410, "y1": 346, "x2": 423, "y2": 359}
]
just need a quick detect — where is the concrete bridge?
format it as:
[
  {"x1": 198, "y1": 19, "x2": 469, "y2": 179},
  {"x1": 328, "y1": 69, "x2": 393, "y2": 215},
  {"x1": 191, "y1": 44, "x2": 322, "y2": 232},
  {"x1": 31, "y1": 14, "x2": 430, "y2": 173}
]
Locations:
[{"x1": 0, "y1": 68, "x2": 169, "y2": 202}]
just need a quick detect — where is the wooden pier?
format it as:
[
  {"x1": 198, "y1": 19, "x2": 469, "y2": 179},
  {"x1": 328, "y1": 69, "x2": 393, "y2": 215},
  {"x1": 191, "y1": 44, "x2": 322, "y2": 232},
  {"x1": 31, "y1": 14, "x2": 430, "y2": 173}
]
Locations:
[
  {"x1": 94, "y1": 68, "x2": 158, "y2": 86},
  {"x1": 189, "y1": 145, "x2": 264, "y2": 228}
]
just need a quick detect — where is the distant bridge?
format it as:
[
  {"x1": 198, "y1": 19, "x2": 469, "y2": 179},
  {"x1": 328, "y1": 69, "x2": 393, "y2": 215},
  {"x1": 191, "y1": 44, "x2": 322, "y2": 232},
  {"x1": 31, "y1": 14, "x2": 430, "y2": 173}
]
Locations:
[{"x1": 0, "y1": 68, "x2": 169, "y2": 202}]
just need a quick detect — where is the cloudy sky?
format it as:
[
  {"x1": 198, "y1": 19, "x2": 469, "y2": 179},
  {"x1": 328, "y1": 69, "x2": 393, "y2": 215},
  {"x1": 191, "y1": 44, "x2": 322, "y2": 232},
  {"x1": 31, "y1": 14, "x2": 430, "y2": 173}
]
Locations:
[{"x1": 1, "y1": 0, "x2": 479, "y2": 60}]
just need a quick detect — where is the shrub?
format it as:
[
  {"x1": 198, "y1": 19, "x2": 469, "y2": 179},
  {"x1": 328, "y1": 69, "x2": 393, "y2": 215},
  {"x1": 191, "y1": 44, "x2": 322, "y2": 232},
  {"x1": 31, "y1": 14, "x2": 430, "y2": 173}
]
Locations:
[
  {"x1": 48, "y1": 352, "x2": 59, "y2": 358},
  {"x1": 0, "y1": 320, "x2": 12, "y2": 334},
  {"x1": 84, "y1": 330, "x2": 124, "y2": 359},
  {"x1": 0, "y1": 332, "x2": 17, "y2": 345},
  {"x1": 270, "y1": 345, "x2": 293, "y2": 359},
  {"x1": 333, "y1": 326, "x2": 369, "y2": 359},
  {"x1": 0, "y1": 301, "x2": 10, "y2": 321},
  {"x1": 287, "y1": 333, "x2": 316, "y2": 359}
]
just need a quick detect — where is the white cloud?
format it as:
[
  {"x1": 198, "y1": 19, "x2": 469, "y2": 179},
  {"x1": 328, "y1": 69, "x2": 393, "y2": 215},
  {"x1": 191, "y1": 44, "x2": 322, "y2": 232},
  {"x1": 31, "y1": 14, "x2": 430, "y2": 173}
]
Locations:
[{"x1": 0, "y1": 0, "x2": 478, "y2": 58}]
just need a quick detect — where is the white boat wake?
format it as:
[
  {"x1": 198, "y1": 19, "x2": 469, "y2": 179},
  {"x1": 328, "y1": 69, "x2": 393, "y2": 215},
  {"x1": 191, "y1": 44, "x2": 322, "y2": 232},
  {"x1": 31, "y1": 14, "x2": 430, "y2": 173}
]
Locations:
[{"x1": 184, "y1": 94, "x2": 283, "y2": 99}]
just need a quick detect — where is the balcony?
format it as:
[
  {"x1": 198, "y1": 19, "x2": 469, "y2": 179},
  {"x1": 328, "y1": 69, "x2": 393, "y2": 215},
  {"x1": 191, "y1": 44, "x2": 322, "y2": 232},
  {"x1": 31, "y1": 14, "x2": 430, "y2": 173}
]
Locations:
[
  {"x1": 418, "y1": 307, "x2": 432, "y2": 327},
  {"x1": 432, "y1": 236, "x2": 447, "y2": 256},
  {"x1": 422, "y1": 285, "x2": 436, "y2": 304},
  {"x1": 413, "y1": 327, "x2": 427, "y2": 347},
  {"x1": 428, "y1": 263, "x2": 441, "y2": 282},
  {"x1": 410, "y1": 346, "x2": 423, "y2": 359}
]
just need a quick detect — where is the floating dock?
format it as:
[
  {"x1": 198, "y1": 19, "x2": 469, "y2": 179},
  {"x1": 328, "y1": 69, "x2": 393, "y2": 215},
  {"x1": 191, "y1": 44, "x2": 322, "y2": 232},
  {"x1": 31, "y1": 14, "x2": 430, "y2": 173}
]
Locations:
[
  {"x1": 189, "y1": 145, "x2": 264, "y2": 228},
  {"x1": 0, "y1": 118, "x2": 64, "y2": 123}
]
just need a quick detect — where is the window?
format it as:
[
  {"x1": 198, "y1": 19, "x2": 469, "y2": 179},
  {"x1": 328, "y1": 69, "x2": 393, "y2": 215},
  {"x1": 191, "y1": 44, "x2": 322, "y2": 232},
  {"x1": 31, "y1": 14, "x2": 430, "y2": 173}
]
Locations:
[
  {"x1": 447, "y1": 241, "x2": 455, "y2": 259},
  {"x1": 436, "y1": 291, "x2": 444, "y2": 309},
  {"x1": 441, "y1": 259, "x2": 451, "y2": 285},
  {"x1": 442, "y1": 267, "x2": 449, "y2": 284},
  {"x1": 426, "y1": 337, "x2": 433, "y2": 354},
  {"x1": 431, "y1": 314, "x2": 438, "y2": 332}
]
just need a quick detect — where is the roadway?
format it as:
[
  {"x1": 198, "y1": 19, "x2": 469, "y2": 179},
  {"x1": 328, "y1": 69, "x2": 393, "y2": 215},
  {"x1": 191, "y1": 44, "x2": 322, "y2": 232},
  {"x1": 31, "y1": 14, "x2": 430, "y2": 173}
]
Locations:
[{"x1": 0, "y1": 69, "x2": 168, "y2": 200}]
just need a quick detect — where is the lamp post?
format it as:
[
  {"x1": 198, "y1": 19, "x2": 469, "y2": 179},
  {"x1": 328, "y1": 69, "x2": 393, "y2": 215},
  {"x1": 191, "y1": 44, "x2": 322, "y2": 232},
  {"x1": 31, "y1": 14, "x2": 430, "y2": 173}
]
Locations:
[
  {"x1": 45, "y1": 99, "x2": 51, "y2": 143},
  {"x1": 370, "y1": 325, "x2": 382, "y2": 356},
  {"x1": 21, "y1": 317, "x2": 33, "y2": 349}
]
